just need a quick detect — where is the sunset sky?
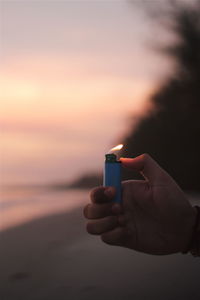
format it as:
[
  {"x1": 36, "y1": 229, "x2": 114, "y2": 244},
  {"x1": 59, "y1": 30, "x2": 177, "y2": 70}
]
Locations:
[{"x1": 1, "y1": 0, "x2": 173, "y2": 185}]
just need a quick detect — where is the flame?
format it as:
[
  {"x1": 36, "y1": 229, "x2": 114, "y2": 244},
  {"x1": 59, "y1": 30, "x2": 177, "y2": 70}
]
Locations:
[{"x1": 108, "y1": 144, "x2": 123, "y2": 153}]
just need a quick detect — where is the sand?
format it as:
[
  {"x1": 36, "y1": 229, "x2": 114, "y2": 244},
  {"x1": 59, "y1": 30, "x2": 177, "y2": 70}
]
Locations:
[{"x1": 0, "y1": 206, "x2": 200, "y2": 300}]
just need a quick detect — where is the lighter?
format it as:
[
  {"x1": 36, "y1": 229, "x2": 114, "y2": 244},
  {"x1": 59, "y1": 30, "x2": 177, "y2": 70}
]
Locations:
[{"x1": 103, "y1": 144, "x2": 123, "y2": 203}]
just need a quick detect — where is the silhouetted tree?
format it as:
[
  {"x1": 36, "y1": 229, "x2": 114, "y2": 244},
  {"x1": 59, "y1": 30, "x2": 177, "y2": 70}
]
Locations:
[{"x1": 121, "y1": 1, "x2": 200, "y2": 190}]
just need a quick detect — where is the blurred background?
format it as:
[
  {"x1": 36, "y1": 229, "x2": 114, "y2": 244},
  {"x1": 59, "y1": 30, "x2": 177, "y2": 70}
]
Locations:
[{"x1": 1, "y1": 1, "x2": 200, "y2": 299}]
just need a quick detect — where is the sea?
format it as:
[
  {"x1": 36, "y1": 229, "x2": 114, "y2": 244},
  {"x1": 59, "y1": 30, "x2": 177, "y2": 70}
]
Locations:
[
  {"x1": 0, "y1": 186, "x2": 89, "y2": 231},
  {"x1": 1, "y1": 184, "x2": 200, "y2": 232}
]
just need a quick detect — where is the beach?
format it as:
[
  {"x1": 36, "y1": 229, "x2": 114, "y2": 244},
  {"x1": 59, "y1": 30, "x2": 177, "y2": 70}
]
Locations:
[{"x1": 0, "y1": 190, "x2": 200, "y2": 300}]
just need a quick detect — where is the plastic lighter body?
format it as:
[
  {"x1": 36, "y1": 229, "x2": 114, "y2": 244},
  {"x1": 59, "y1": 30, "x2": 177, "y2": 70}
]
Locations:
[{"x1": 103, "y1": 154, "x2": 122, "y2": 203}]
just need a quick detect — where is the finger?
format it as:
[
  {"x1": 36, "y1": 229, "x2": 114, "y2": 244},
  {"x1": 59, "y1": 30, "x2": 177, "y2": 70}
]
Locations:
[
  {"x1": 86, "y1": 216, "x2": 118, "y2": 235},
  {"x1": 83, "y1": 203, "x2": 113, "y2": 219},
  {"x1": 101, "y1": 227, "x2": 129, "y2": 246},
  {"x1": 117, "y1": 214, "x2": 126, "y2": 226},
  {"x1": 120, "y1": 154, "x2": 169, "y2": 185},
  {"x1": 111, "y1": 203, "x2": 123, "y2": 215},
  {"x1": 90, "y1": 186, "x2": 115, "y2": 204}
]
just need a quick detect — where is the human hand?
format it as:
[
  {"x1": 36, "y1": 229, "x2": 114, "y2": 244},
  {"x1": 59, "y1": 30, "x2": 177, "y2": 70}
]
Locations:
[{"x1": 84, "y1": 154, "x2": 197, "y2": 255}]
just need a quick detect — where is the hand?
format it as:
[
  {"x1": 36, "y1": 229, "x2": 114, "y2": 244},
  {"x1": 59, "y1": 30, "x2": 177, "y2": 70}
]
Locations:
[{"x1": 84, "y1": 154, "x2": 197, "y2": 255}]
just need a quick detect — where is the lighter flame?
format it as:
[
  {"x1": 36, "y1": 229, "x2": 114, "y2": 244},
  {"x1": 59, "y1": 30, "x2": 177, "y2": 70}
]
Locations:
[{"x1": 108, "y1": 144, "x2": 123, "y2": 153}]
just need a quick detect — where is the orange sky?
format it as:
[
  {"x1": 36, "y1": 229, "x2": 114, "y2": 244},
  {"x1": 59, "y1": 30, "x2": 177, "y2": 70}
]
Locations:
[{"x1": 0, "y1": 1, "x2": 173, "y2": 185}]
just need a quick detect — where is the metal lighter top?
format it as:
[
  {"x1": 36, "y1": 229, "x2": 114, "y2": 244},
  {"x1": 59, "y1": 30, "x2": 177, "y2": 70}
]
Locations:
[{"x1": 105, "y1": 153, "x2": 119, "y2": 163}]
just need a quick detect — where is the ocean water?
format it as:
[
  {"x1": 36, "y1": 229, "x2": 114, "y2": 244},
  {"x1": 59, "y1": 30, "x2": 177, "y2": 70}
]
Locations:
[
  {"x1": 0, "y1": 187, "x2": 89, "y2": 231},
  {"x1": 1, "y1": 186, "x2": 200, "y2": 232}
]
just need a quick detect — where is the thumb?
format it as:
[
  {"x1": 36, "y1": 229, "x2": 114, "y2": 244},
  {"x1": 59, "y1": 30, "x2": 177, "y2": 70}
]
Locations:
[{"x1": 120, "y1": 154, "x2": 169, "y2": 185}]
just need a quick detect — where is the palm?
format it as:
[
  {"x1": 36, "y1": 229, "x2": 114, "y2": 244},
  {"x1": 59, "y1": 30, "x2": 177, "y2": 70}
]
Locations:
[{"x1": 121, "y1": 179, "x2": 195, "y2": 255}]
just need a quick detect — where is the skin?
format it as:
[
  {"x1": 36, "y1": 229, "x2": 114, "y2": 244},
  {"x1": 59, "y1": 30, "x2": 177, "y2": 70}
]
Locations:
[{"x1": 84, "y1": 154, "x2": 197, "y2": 255}]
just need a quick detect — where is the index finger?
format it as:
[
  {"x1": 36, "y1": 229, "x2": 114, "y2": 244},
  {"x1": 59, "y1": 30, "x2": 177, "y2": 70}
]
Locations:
[{"x1": 90, "y1": 186, "x2": 115, "y2": 203}]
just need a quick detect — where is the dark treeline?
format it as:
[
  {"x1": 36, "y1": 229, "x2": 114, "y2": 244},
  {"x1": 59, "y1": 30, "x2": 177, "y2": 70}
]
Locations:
[{"x1": 121, "y1": 2, "x2": 200, "y2": 191}]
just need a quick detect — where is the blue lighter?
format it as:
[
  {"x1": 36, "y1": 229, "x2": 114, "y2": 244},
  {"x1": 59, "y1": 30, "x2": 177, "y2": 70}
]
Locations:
[{"x1": 103, "y1": 153, "x2": 122, "y2": 203}]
